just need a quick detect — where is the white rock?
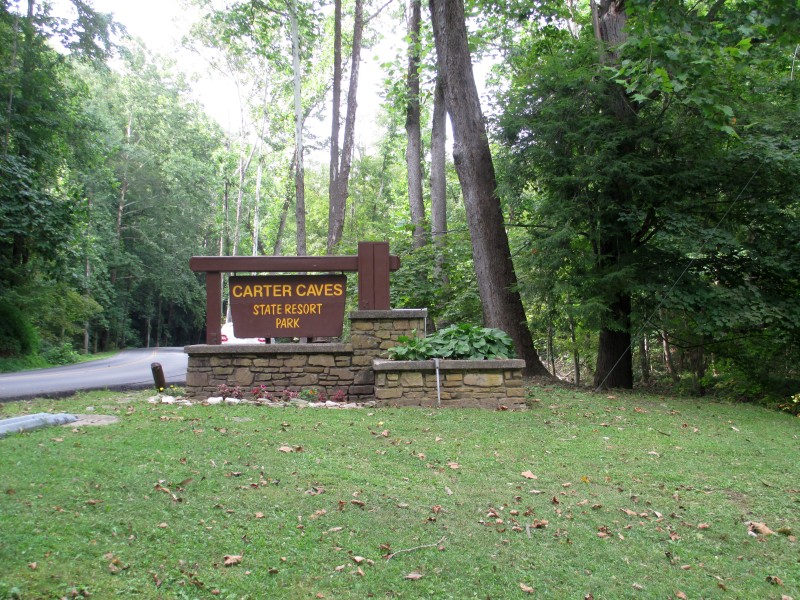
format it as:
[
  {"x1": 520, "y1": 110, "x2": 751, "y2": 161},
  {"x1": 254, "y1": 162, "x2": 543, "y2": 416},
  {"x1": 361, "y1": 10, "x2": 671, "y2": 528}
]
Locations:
[
  {"x1": 147, "y1": 396, "x2": 160, "y2": 404},
  {"x1": 206, "y1": 397, "x2": 223, "y2": 405},
  {"x1": 160, "y1": 396, "x2": 176, "y2": 404},
  {"x1": 224, "y1": 397, "x2": 241, "y2": 405}
]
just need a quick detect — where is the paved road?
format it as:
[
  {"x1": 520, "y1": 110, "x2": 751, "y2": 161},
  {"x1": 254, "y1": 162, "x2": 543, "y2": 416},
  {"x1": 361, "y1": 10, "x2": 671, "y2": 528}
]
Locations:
[{"x1": 0, "y1": 347, "x2": 188, "y2": 401}]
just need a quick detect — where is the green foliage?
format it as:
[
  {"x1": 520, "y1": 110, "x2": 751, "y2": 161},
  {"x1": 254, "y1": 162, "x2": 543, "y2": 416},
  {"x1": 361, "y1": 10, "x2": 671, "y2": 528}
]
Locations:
[
  {"x1": 41, "y1": 342, "x2": 81, "y2": 366},
  {"x1": 492, "y1": 0, "x2": 800, "y2": 389},
  {"x1": 388, "y1": 324, "x2": 516, "y2": 361},
  {"x1": 0, "y1": 298, "x2": 39, "y2": 357}
]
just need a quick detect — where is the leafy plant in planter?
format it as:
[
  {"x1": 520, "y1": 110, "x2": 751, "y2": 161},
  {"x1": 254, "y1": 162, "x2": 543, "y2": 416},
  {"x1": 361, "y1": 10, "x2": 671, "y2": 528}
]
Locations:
[{"x1": 387, "y1": 324, "x2": 516, "y2": 361}]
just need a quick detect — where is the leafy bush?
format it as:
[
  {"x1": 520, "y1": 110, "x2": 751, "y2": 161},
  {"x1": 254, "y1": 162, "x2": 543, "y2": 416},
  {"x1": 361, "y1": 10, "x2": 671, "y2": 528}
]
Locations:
[
  {"x1": 388, "y1": 324, "x2": 516, "y2": 361},
  {"x1": 0, "y1": 298, "x2": 39, "y2": 357},
  {"x1": 42, "y1": 342, "x2": 81, "y2": 366}
]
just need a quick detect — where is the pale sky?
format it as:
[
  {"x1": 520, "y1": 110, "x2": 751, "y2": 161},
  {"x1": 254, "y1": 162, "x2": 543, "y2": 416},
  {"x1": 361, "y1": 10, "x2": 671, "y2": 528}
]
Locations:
[{"x1": 49, "y1": 0, "x2": 397, "y2": 146}]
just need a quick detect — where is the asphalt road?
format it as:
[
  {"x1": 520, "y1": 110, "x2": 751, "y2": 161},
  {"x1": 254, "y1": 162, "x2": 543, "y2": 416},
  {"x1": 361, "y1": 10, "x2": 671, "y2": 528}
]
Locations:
[{"x1": 0, "y1": 347, "x2": 188, "y2": 401}]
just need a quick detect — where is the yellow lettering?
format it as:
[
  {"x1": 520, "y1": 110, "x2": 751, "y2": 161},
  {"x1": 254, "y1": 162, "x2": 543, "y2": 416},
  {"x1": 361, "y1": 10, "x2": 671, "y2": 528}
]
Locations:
[
  {"x1": 232, "y1": 285, "x2": 243, "y2": 298},
  {"x1": 333, "y1": 283, "x2": 343, "y2": 296},
  {"x1": 275, "y1": 317, "x2": 300, "y2": 329},
  {"x1": 296, "y1": 283, "x2": 307, "y2": 296}
]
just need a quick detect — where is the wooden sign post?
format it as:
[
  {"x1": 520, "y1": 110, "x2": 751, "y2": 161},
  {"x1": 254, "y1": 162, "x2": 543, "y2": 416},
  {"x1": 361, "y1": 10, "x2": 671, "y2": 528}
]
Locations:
[{"x1": 189, "y1": 242, "x2": 400, "y2": 345}]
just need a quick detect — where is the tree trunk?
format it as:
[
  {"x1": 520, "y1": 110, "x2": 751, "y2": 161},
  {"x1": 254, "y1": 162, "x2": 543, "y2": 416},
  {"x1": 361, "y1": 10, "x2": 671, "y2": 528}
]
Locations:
[
  {"x1": 591, "y1": 0, "x2": 636, "y2": 389},
  {"x1": 661, "y1": 327, "x2": 679, "y2": 383},
  {"x1": 569, "y1": 310, "x2": 580, "y2": 385},
  {"x1": 430, "y1": 72, "x2": 448, "y2": 286},
  {"x1": 327, "y1": 0, "x2": 363, "y2": 252},
  {"x1": 429, "y1": 0, "x2": 549, "y2": 377},
  {"x1": 406, "y1": 0, "x2": 426, "y2": 249},
  {"x1": 252, "y1": 153, "x2": 263, "y2": 256},
  {"x1": 594, "y1": 293, "x2": 633, "y2": 389},
  {"x1": 639, "y1": 334, "x2": 651, "y2": 384},
  {"x1": 327, "y1": 0, "x2": 343, "y2": 252},
  {"x1": 291, "y1": 1, "x2": 307, "y2": 256}
]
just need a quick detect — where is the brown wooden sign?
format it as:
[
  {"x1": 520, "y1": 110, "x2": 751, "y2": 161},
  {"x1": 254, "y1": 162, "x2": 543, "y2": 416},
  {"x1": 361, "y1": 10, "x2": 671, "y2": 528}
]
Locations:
[{"x1": 230, "y1": 274, "x2": 347, "y2": 338}]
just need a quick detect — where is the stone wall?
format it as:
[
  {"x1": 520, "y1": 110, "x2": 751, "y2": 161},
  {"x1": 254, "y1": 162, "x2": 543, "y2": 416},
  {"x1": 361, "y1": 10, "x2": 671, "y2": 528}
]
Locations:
[
  {"x1": 372, "y1": 358, "x2": 527, "y2": 409},
  {"x1": 184, "y1": 309, "x2": 427, "y2": 402}
]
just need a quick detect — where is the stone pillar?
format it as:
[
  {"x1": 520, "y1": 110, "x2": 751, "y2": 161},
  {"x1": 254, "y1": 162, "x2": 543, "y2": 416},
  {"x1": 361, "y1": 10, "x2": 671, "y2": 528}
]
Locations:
[{"x1": 348, "y1": 309, "x2": 427, "y2": 397}]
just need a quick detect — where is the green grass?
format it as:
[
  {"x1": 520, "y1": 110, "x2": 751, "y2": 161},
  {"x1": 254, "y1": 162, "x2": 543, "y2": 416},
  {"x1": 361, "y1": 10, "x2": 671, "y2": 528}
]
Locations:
[
  {"x1": 1, "y1": 386, "x2": 798, "y2": 599},
  {"x1": 0, "y1": 351, "x2": 119, "y2": 373}
]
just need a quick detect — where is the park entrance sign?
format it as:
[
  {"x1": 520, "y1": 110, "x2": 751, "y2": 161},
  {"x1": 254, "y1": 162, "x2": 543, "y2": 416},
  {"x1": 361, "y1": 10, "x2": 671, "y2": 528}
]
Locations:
[
  {"x1": 229, "y1": 274, "x2": 347, "y2": 338},
  {"x1": 189, "y1": 241, "x2": 400, "y2": 344}
]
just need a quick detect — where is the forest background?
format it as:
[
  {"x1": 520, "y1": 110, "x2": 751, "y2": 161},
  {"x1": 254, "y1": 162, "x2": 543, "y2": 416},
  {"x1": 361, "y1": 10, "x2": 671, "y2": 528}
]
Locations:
[{"x1": 0, "y1": 0, "x2": 798, "y2": 405}]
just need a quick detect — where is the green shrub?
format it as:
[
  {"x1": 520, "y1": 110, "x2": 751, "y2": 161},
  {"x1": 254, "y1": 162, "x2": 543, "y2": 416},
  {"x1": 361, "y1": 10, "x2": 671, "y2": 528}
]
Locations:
[
  {"x1": 0, "y1": 298, "x2": 40, "y2": 356},
  {"x1": 42, "y1": 342, "x2": 80, "y2": 366},
  {"x1": 388, "y1": 324, "x2": 516, "y2": 361}
]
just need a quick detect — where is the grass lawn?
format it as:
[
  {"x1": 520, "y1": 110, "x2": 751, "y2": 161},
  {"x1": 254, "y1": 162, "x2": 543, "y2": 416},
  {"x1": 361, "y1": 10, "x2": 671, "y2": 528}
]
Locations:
[{"x1": 0, "y1": 386, "x2": 797, "y2": 599}]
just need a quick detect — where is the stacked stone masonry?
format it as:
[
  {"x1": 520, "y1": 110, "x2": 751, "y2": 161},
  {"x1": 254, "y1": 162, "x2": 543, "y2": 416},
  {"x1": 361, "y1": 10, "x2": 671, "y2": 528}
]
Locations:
[
  {"x1": 372, "y1": 359, "x2": 527, "y2": 409},
  {"x1": 184, "y1": 310, "x2": 426, "y2": 402}
]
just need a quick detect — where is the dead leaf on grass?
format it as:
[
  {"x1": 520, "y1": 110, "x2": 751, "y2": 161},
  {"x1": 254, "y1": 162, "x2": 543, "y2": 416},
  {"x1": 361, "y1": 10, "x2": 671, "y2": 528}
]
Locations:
[
  {"x1": 766, "y1": 575, "x2": 784, "y2": 586},
  {"x1": 447, "y1": 461, "x2": 460, "y2": 469},
  {"x1": 404, "y1": 572, "x2": 423, "y2": 580},
  {"x1": 278, "y1": 446, "x2": 294, "y2": 453},
  {"x1": 520, "y1": 582, "x2": 535, "y2": 594},
  {"x1": 521, "y1": 470, "x2": 538, "y2": 480},
  {"x1": 223, "y1": 554, "x2": 243, "y2": 567},
  {"x1": 748, "y1": 522, "x2": 775, "y2": 536}
]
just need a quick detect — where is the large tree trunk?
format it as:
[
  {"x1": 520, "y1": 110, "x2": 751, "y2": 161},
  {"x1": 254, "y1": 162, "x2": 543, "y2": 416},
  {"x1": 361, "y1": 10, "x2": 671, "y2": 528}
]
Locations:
[
  {"x1": 406, "y1": 0, "x2": 426, "y2": 249},
  {"x1": 591, "y1": 0, "x2": 636, "y2": 388},
  {"x1": 594, "y1": 293, "x2": 633, "y2": 389},
  {"x1": 429, "y1": 0, "x2": 549, "y2": 377}
]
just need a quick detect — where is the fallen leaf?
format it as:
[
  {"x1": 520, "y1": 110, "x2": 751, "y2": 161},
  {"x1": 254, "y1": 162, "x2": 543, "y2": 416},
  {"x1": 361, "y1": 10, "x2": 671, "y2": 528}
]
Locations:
[
  {"x1": 255, "y1": 512, "x2": 265, "y2": 519},
  {"x1": 632, "y1": 583, "x2": 643, "y2": 591},
  {"x1": 447, "y1": 461, "x2": 460, "y2": 469},
  {"x1": 278, "y1": 446, "x2": 294, "y2": 453},
  {"x1": 28, "y1": 562, "x2": 37, "y2": 570},
  {"x1": 223, "y1": 554, "x2": 243, "y2": 567},
  {"x1": 158, "y1": 522, "x2": 168, "y2": 529},
  {"x1": 520, "y1": 582, "x2": 535, "y2": 594},
  {"x1": 404, "y1": 572, "x2": 423, "y2": 580},
  {"x1": 351, "y1": 556, "x2": 366, "y2": 564},
  {"x1": 521, "y1": 471, "x2": 538, "y2": 480},
  {"x1": 355, "y1": 567, "x2": 365, "y2": 577},
  {"x1": 748, "y1": 522, "x2": 775, "y2": 536},
  {"x1": 766, "y1": 575, "x2": 783, "y2": 586},
  {"x1": 697, "y1": 523, "x2": 710, "y2": 530},
  {"x1": 676, "y1": 592, "x2": 687, "y2": 599},
  {"x1": 531, "y1": 519, "x2": 548, "y2": 529}
]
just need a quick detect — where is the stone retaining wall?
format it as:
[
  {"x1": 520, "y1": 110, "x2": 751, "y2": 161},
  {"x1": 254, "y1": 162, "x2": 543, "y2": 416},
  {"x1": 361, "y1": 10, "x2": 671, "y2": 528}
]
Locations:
[
  {"x1": 372, "y1": 358, "x2": 527, "y2": 409},
  {"x1": 184, "y1": 309, "x2": 426, "y2": 402}
]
